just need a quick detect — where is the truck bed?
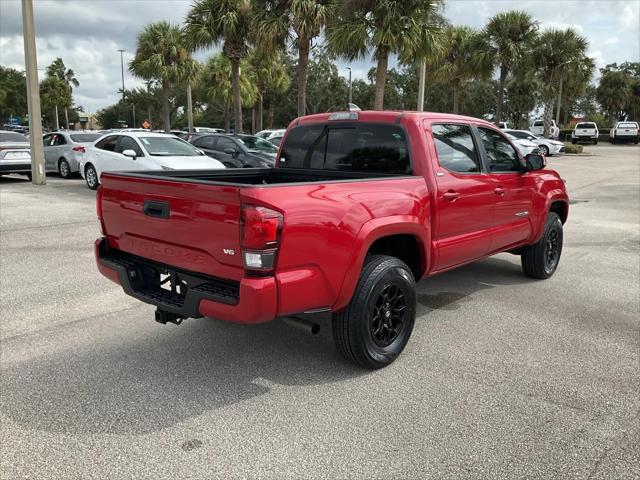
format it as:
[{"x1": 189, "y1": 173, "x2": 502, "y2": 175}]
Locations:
[{"x1": 105, "y1": 167, "x2": 409, "y2": 186}]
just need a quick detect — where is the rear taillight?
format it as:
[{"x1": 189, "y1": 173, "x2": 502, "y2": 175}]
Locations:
[
  {"x1": 72, "y1": 146, "x2": 85, "y2": 153},
  {"x1": 96, "y1": 185, "x2": 105, "y2": 235},
  {"x1": 240, "y1": 205, "x2": 283, "y2": 272}
]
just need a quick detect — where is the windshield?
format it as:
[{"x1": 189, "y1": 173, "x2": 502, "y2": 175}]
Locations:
[
  {"x1": 138, "y1": 136, "x2": 202, "y2": 156},
  {"x1": 0, "y1": 132, "x2": 28, "y2": 142},
  {"x1": 70, "y1": 133, "x2": 101, "y2": 143},
  {"x1": 237, "y1": 135, "x2": 278, "y2": 153}
]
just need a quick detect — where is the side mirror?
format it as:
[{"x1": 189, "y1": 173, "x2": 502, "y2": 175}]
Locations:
[
  {"x1": 224, "y1": 148, "x2": 239, "y2": 157},
  {"x1": 122, "y1": 149, "x2": 137, "y2": 159},
  {"x1": 525, "y1": 153, "x2": 546, "y2": 171}
]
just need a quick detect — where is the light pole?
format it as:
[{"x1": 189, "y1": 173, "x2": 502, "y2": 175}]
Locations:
[
  {"x1": 117, "y1": 49, "x2": 125, "y2": 99},
  {"x1": 21, "y1": 0, "x2": 46, "y2": 185},
  {"x1": 417, "y1": 60, "x2": 426, "y2": 112},
  {"x1": 347, "y1": 67, "x2": 353, "y2": 105}
]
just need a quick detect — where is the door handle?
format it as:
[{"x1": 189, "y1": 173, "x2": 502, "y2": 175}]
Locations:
[
  {"x1": 494, "y1": 187, "x2": 506, "y2": 196},
  {"x1": 443, "y1": 191, "x2": 460, "y2": 201}
]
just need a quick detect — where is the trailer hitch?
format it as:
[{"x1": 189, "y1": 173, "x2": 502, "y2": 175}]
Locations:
[{"x1": 155, "y1": 309, "x2": 186, "y2": 326}]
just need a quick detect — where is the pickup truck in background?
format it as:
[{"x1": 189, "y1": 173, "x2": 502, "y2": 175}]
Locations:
[
  {"x1": 530, "y1": 119, "x2": 560, "y2": 139},
  {"x1": 609, "y1": 121, "x2": 639, "y2": 144},
  {"x1": 572, "y1": 122, "x2": 599, "y2": 144},
  {"x1": 95, "y1": 111, "x2": 569, "y2": 369}
]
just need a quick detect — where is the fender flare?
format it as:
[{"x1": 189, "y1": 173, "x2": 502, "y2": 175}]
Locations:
[
  {"x1": 531, "y1": 192, "x2": 568, "y2": 242},
  {"x1": 332, "y1": 215, "x2": 430, "y2": 311}
]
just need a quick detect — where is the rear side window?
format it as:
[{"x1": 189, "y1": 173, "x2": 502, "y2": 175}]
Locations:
[
  {"x1": 576, "y1": 123, "x2": 596, "y2": 129},
  {"x1": 95, "y1": 135, "x2": 119, "y2": 152},
  {"x1": 432, "y1": 124, "x2": 481, "y2": 173},
  {"x1": 280, "y1": 123, "x2": 410, "y2": 174}
]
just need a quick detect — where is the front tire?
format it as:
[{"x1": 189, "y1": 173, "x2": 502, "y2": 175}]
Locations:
[
  {"x1": 539, "y1": 145, "x2": 550, "y2": 156},
  {"x1": 571, "y1": 139, "x2": 577, "y2": 144},
  {"x1": 332, "y1": 255, "x2": 416, "y2": 369},
  {"x1": 58, "y1": 158, "x2": 72, "y2": 178},
  {"x1": 84, "y1": 163, "x2": 99, "y2": 190},
  {"x1": 521, "y1": 212, "x2": 563, "y2": 279}
]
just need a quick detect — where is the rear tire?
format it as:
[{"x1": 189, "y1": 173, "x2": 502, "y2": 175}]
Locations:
[
  {"x1": 58, "y1": 158, "x2": 72, "y2": 178},
  {"x1": 593, "y1": 139, "x2": 598, "y2": 145},
  {"x1": 521, "y1": 212, "x2": 563, "y2": 279},
  {"x1": 84, "y1": 163, "x2": 99, "y2": 190},
  {"x1": 332, "y1": 255, "x2": 416, "y2": 369}
]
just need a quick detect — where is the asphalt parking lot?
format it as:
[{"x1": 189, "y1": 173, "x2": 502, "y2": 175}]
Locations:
[{"x1": 1, "y1": 144, "x2": 639, "y2": 479}]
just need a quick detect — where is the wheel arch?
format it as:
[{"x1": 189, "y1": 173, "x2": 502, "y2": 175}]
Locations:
[{"x1": 332, "y1": 216, "x2": 430, "y2": 312}]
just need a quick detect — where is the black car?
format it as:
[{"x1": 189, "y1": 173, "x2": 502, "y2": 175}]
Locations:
[{"x1": 189, "y1": 133, "x2": 278, "y2": 168}]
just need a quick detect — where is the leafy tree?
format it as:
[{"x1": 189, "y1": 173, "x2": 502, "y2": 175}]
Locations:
[
  {"x1": 40, "y1": 76, "x2": 67, "y2": 130},
  {"x1": 0, "y1": 67, "x2": 28, "y2": 123},
  {"x1": 45, "y1": 58, "x2": 79, "y2": 129},
  {"x1": 255, "y1": 1, "x2": 331, "y2": 117},
  {"x1": 484, "y1": 10, "x2": 538, "y2": 125},
  {"x1": 596, "y1": 63, "x2": 640, "y2": 121},
  {"x1": 431, "y1": 26, "x2": 491, "y2": 114},
  {"x1": 327, "y1": 0, "x2": 442, "y2": 110},
  {"x1": 129, "y1": 21, "x2": 199, "y2": 132},
  {"x1": 185, "y1": 0, "x2": 256, "y2": 133}
]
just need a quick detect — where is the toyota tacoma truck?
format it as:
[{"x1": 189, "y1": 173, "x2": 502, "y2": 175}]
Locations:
[{"x1": 95, "y1": 111, "x2": 568, "y2": 369}]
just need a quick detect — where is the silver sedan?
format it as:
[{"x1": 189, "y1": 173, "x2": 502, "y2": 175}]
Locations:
[{"x1": 43, "y1": 131, "x2": 102, "y2": 178}]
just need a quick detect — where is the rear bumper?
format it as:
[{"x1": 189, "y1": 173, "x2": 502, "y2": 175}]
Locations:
[
  {"x1": 95, "y1": 238, "x2": 277, "y2": 324},
  {"x1": 0, "y1": 162, "x2": 31, "y2": 174}
]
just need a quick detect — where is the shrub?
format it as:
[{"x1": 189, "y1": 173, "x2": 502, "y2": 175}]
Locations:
[{"x1": 563, "y1": 144, "x2": 583, "y2": 154}]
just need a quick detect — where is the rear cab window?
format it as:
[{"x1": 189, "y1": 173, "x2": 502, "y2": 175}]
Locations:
[
  {"x1": 280, "y1": 123, "x2": 411, "y2": 174},
  {"x1": 618, "y1": 122, "x2": 638, "y2": 129},
  {"x1": 575, "y1": 123, "x2": 597, "y2": 129},
  {"x1": 431, "y1": 124, "x2": 481, "y2": 173}
]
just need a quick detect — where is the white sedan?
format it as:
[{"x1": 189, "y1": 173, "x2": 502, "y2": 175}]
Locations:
[
  {"x1": 505, "y1": 129, "x2": 564, "y2": 156},
  {"x1": 505, "y1": 133, "x2": 540, "y2": 156},
  {"x1": 80, "y1": 132, "x2": 224, "y2": 190}
]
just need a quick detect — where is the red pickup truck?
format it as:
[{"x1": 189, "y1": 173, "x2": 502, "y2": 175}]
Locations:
[{"x1": 95, "y1": 111, "x2": 568, "y2": 368}]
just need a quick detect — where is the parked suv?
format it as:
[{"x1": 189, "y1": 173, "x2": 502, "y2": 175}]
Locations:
[
  {"x1": 609, "y1": 121, "x2": 639, "y2": 144},
  {"x1": 530, "y1": 120, "x2": 560, "y2": 139},
  {"x1": 572, "y1": 122, "x2": 599, "y2": 144}
]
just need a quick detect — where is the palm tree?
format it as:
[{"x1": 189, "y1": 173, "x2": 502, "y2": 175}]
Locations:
[
  {"x1": 184, "y1": 0, "x2": 255, "y2": 133},
  {"x1": 254, "y1": 1, "x2": 331, "y2": 117},
  {"x1": 129, "y1": 21, "x2": 199, "y2": 132},
  {"x1": 45, "y1": 58, "x2": 79, "y2": 129},
  {"x1": 533, "y1": 28, "x2": 591, "y2": 136},
  {"x1": 200, "y1": 54, "x2": 258, "y2": 132},
  {"x1": 40, "y1": 76, "x2": 67, "y2": 130},
  {"x1": 327, "y1": 0, "x2": 442, "y2": 110},
  {"x1": 484, "y1": 10, "x2": 538, "y2": 126},
  {"x1": 431, "y1": 26, "x2": 490, "y2": 114},
  {"x1": 248, "y1": 48, "x2": 291, "y2": 132}
]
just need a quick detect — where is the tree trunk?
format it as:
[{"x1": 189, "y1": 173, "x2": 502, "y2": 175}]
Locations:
[
  {"x1": 53, "y1": 105, "x2": 59, "y2": 130},
  {"x1": 187, "y1": 84, "x2": 194, "y2": 133},
  {"x1": 256, "y1": 93, "x2": 264, "y2": 132},
  {"x1": 268, "y1": 107, "x2": 274, "y2": 129},
  {"x1": 297, "y1": 37, "x2": 310, "y2": 117},
  {"x1": 224, "y1": 102, "x2": 230, "y2": 132},
  {"x1": 452, "y1": 80, "x2": 461, "y2": 114},
  {"x1": 230, "y1": 58, "x2": 243, "y2": 133},
  {"x1": 555, "y1": 76, "x2": 563, "y2": 126},
  {"x1": 495, "y1": 66, "x2": 506, "y2": 126},
  {"x1": 161, "y1": 82, "x2": 171, "y2": 132},
  {"x1": 543, "y1": 100, "x2": 553, "y2": 138},
  {"x1": 148, "y1": 108, "x2": 152, "y2": 129},
  {"x1": 251, "y1": 107, "x2": 256, "y2": 134},
  {"x1": 64, "y1": 107, "x2": 69, "y2": 130},
  {"x1": 374, "y1": 47, "x2": 389, "y2": 110}
]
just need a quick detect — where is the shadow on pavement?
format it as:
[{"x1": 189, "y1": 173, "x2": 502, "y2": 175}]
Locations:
[{"x1": 2, "y1": 255, "x2": 535, "y2": 436}]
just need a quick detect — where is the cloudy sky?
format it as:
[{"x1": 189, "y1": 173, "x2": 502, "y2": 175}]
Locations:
[{"x1": 1, "y1": 0, "x2": 638, "y2": 114}]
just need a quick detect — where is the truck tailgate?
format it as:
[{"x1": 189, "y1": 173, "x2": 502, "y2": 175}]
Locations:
[{"x1": 100, "y1": 173, "x2": 244, "y2": 280}]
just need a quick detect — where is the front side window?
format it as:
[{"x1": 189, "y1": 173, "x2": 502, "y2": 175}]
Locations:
[
  {"x1": 477, "y1": 128, "x2": 522, "y2": 173},
  {"x1": 52, "y1": 134, "x2": 67, "y2": 146},
  {"x1": 432, "y1": 124, "x2": 481, "y2": 173},
  {"x1": 117, "y1": 136, "x2": 144, "y2": 157},
  {"x1": 280, "y1": 123, "x2": 410, "y2": 174}
]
